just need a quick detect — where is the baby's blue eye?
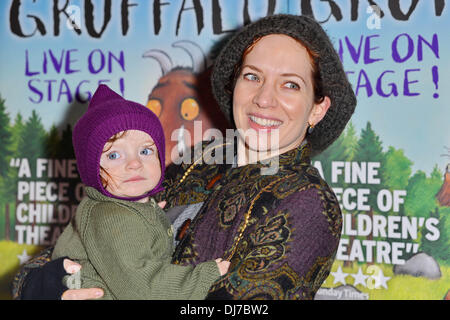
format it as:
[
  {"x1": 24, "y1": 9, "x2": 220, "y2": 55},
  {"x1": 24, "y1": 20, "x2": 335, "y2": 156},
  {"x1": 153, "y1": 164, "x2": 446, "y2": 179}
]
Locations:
[
  {"x1": 141, "y1": 148, "x2": 154, "y2": 156},
  {"x1": 108, "y1": 152, "x2": 120, "y2": 160}
]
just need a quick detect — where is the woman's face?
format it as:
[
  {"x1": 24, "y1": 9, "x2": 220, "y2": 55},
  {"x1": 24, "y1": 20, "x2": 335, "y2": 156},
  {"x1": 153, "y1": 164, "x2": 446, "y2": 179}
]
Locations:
[{"x1": 232, "y1": 34, "x2": 330, "y2": 155}]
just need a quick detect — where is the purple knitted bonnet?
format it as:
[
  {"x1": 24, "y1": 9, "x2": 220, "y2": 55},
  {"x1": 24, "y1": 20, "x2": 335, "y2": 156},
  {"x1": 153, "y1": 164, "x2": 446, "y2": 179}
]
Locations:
[{"x1": 72, "y1": 84, "x2": 165, "y2": 201}]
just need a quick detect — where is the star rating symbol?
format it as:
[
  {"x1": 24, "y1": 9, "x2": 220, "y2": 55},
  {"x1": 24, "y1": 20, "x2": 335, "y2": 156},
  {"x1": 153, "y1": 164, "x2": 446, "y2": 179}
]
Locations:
[
  {"x1": 331, "y1": 266, "x2": 348, "y2": 285},
  {"x1": 17, "y1": 249, "x2": 31, "y2": 265},
  {"x1": 372, "y1": 268, "x2": 391, "y2": 289},
  {"x1": 351, "y1": 267, "x2": 369, "y2": 287},
  {"x1": 330, "y1": 265, "x2": 391, "y2": 289}
]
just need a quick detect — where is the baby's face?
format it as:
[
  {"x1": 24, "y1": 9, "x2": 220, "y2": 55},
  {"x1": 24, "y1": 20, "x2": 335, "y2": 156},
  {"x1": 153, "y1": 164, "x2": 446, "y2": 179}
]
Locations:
[{"x1": 100, "y1": 130, "x2": 161, "y2": 202}]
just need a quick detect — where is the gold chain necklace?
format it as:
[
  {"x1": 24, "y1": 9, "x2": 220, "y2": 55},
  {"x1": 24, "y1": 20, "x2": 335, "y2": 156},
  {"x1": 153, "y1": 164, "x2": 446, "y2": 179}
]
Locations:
[{"x1": 177, "y1": 142, "x2": 230, "y2": 187}]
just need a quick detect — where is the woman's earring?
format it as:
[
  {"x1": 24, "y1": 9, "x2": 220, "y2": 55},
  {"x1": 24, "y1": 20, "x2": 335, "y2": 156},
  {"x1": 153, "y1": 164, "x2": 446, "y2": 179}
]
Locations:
[{"x1": 308, "y1": 122, "x2": 315, "y2": 135}]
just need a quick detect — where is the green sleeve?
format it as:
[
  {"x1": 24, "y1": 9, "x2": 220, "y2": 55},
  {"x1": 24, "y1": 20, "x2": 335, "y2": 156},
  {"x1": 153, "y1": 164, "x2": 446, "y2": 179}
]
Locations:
[{"x1": 82, "y1": 203, "x2": 220, "y2": 300}]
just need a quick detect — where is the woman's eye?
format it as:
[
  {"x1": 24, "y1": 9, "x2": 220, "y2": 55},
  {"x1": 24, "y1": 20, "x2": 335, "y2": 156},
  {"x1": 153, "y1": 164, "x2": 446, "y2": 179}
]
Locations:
[
  {"x1": 108, "y1": 152, "x2": 120, "y2": 160},
  {"x1": 284, "y1": 82, "x2": 300, "y2": 90},
  {"x1": 141, "y1": 148, "x2": 154, "y2": 156},
  {"x1": 243, "y1": 73, "x2": 259, "y2": 82}
]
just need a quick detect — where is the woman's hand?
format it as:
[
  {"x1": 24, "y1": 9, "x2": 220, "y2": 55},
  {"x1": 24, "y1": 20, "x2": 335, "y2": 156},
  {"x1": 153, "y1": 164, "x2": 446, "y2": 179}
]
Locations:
[
  {"x1": 215, "y1": 258, "x2": 231, "y2": 276},
  {"x1": 63, "y1": 259, "x2": 81, "y2": 274},
  {"x1": 60, "y1": 259, "x2": 104, "y2": 300}
]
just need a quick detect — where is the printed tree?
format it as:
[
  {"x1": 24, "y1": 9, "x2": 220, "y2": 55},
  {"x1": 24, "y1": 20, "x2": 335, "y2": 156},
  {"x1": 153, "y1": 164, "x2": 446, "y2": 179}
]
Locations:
[
  {"x1": 10, "y1": 113, "x2": 25, "y2": 152},
  {"x1": 5, "y1": 112, "x2": 25, "y2": 198},
  {"x1": 353, "y1": 122, "x2": 386, "y2": 211},
  {"x1": 0, "y1": 95, "x2": 12, "y2": 177},
  {"x1": 349, "y1": 122, "x2": 385, "y2": 266},
  {"x1": 342, "y1": 121, "x2": 358, "y2": 162},
  {"x1": 0, "y1": 111, "x2": 47, "y2": 239},
  {"x1": 0, "y1": 96, "x2": 13, "y2": 239},
  {"x1": 17, "y1": 110, "x2": 47, "y2": 179},
  {"x1": 1, "y1": 112, "x2": 26, "y2": 240},
  {"x1": 404, "y1": 167, "x2": 442, "y2": 218},
  {"x1": 314, "y1": 121, "x2": 358, "y2": 183},
  {"x1": 382, "y1": 147, "x2": 413, "y2": 191},
  {"x1": 405, "y1": 166, "x2": 449, "y2": 264},
  {"x1": 382, "y1": 146, "x2": 413, "y2": 260},
  {"x1": 45, "y1": 125, "x2": 61, "y2": 159},
  {"x1": 421, "y1": 206, "x2": 450, "y2": 263}
]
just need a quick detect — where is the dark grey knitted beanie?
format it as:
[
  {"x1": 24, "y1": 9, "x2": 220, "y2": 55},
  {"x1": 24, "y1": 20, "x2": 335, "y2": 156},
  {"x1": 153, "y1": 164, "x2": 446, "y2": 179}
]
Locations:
[{"x1": 211, "y1": 14, "x2": 357, "y2": 156}]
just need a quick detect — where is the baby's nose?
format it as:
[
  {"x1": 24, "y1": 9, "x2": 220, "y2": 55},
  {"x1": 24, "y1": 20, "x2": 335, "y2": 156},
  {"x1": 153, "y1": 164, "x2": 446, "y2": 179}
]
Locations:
[{"x1": 126, "y1": 158, "x2": 143, "y2": 169}]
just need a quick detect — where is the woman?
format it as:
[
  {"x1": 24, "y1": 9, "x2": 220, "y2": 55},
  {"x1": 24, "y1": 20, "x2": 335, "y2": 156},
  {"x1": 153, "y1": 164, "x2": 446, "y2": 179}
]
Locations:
[{"x1": 13, "y1": 14, "x2": 356, "y2": 300}]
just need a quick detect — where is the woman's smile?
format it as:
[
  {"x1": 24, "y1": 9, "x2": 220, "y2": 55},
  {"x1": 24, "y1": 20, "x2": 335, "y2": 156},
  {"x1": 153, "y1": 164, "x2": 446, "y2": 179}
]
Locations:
[{"x1": 248, "y1": 113, "x2": 283, "y2": 130}]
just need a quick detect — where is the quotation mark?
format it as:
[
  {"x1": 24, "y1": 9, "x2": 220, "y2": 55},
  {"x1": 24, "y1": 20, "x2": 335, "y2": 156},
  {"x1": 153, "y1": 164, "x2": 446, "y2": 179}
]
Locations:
[{"x1": 10, "y1": 158, "x2": 21, "y2": 168}]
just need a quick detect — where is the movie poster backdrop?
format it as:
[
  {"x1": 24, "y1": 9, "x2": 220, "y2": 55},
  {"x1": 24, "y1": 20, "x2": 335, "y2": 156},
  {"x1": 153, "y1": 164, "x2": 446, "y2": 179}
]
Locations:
[{"x1": 0, "y1": 0, "x2": 449, "y2": 300}]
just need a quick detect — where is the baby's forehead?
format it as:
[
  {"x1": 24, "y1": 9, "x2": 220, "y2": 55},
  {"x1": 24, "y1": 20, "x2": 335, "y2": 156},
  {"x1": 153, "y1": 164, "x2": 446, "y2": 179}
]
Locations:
[{"x1": 107, "y1": 130, "x2": 155, "y2": 145}]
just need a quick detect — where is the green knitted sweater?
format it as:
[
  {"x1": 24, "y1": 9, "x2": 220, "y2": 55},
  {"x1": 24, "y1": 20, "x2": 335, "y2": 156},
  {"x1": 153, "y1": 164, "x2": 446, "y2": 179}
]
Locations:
[{"x1": 52, "y1": 187, "x2": 220, "y2": 300}]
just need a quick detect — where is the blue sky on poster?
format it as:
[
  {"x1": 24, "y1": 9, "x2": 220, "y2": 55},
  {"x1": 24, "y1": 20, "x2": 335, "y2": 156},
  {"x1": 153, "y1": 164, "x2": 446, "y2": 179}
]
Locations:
[{"x1": 0, "y1": 0, "x2": 448, "y2": 175}]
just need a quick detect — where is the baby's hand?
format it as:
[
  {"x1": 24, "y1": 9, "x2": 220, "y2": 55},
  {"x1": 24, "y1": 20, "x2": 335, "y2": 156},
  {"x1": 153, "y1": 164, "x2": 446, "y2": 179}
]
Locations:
[
  {"x1": 215, "y1": 258, "x2": 230, "y2": 276},
  {"x1": 158, "y1": 201, "x2": 167, "y2": 209}
]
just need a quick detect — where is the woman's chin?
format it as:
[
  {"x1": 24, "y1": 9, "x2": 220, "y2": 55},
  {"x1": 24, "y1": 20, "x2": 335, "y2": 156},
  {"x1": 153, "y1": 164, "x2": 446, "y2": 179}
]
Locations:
[{"x1": 239, "y1": 136, "x2": 280, "y2": 154}]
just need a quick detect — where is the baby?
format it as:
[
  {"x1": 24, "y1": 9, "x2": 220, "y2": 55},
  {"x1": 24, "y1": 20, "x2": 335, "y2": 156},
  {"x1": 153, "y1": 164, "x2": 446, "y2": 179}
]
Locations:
[{"x1": 52, "y1": 84, "x2": 229, "y2": 299}]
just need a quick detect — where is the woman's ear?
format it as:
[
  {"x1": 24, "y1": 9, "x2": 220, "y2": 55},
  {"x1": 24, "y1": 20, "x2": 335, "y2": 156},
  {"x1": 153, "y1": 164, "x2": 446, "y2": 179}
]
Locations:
[{"x1": 309, "y1": 96, "x2": 331, "y2": 126}]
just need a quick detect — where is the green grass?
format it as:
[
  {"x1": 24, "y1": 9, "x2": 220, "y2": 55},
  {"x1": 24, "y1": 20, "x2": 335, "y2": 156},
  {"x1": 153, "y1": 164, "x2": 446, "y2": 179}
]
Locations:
[
  {"x1": 322, "y1": 260, "x2": 450, "y2": 300},
  {"x1": 0, "y1": 241, "x2": 43, "y2": 300}
]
